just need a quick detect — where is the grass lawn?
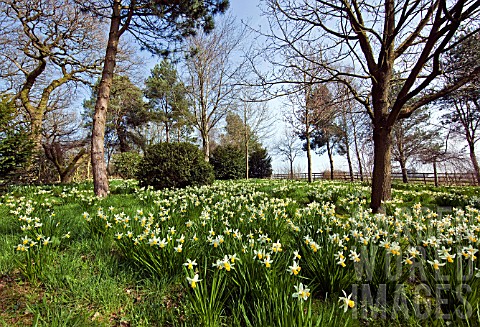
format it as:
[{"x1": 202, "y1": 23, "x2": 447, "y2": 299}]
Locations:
[{"x1": 1, "y1": 179, "x2": 480, "y2": 326}]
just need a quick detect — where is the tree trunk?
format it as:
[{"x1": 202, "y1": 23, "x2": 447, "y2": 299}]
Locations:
[
  {"x1": 395, "y1": 128, "x2": 408, "y2": 183},
  {"x1": 244, "y1": 109, "x2": 249, "y2": 179},
  {"x1": 352, "y1": 118, "x2": 364, "y2": 181},
  {"x1": 30, "y1": 114, "x2": 44, "y2": 151},
  {"x1": 60, "y1": 171, "x2": 74, "y2": 184},
  {"x1": 326, "y1": 138, "x2": 334, "y2": 180},
  {"x1": 203, "y1": 132, "x2": 210, "y2": 161},
  {"x1": 165, "y1": 123, "x2": 170, "y2": 143},
  {"x1": 468, "y1": 141, "x2": 480, "y2": 184},
  {"x1": 117, "y1": 125, "x2": 131, "y2": 152},
  {"x1": 306, "y1": 134, "x2": 312, "y2": 183},
  {"x1": 399, "y1": 156, "x2": 408, "y2": 183},
  {"x1": 91, "y1": 2, "x2": 122, "y2": 197},
  {"x1": 433, "y1": 160, "x2": 438, "y2": 187},
  {"x1": 370, "y1": 126, "x2": 393, "y2": 213},
  {"x1": 245, "y1": 140, "x2": 249, "y2": 179},
  {"x1": 345, "y1": 142, "x2": 354, "y2": 182},
  {"x1": 289, "y1": 160, "x2": 294, "y2": 179}
]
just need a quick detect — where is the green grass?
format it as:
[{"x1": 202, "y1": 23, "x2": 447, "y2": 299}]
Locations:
[{"x1": 1, "y1": 179, "x2": 480, "y2": 326}]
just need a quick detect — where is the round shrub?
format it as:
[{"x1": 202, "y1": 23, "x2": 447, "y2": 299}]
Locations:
[
  {"x1": 137, "y1": 142, "x2": 214, "y2": 189},
  {"x1": 210, "y1": 144, "x2": 245, "y2": 180},
  {"x1": 112, "y1": 151, "x2": 142, "y2": 179}
]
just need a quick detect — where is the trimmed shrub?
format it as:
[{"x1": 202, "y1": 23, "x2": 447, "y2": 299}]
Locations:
[
  {"x1": 210, "y1": 145, "x2": 245, "y2": 180},
  {"x1": 112, "y1": 151, "x2": 142, "y2": 179},
  {"x1": 137, "y1": 142, "x2": 214, "y2": 189}
]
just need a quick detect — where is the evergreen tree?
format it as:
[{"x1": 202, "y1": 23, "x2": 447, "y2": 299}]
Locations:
[
  {"x1": 145, "y1": 59, "x2": 191, "y2": 143},
  {"x1": 84, "y1": 75, "x2": 148, "y2": 155},
  {"x1": 0, "y1": 95, "x2": 34, "y2": 183},
  {"x1": 248, "y1": 146, "x2": 272, "y2": 179}
]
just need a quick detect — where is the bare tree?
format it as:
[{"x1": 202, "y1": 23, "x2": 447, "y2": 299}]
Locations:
[
  {"x1": 287, "y1": 58, "x2": 329, "y2": 182},
  {"x1": 42, "y1": 108, "x2": 88, "y2": 183},
  {"x1": 392, "y1": 107, "x2": 440, "y2": 183},
  {"x1": 274, "y1": 125, "x2": 303, "y2": 179},
  {"x1": 334, "y1": 89, "x2": 356, "y2": 181},
  {"x1": 439, "y1": 31, "x2": 480, "y2": 183},
  {"x1": 184, "y1": 17, "x2": 246, "y2": 161},
  {"x1": 309, "y1": 84, "x2": 340, "y2": 180},
  {"x1": 0, "y1": 0, "x2": 103, "y2": 150},
  {"x1": 418, "y1": 131, "x2": 466, "y2": 186},
  {"x1": 237, "y1": 92, "x2": 275, "y2": 178},
  {"x1": 260, "y1": 0, "x2": 480, "y2": 212}
]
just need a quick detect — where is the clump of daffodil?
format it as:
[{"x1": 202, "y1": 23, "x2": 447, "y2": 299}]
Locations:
[
  {"x1": 335, "y1": 251, "x2": 347, "y2": 267},
  {"x1": 271, "y1": 240, "x2": 282, "y2": 253},
  {"x1": 213, "y1": 255, "x2": 235, "y2": 271},
  {"x1": 349, "y1": 249, "x2": 361, "y2": 263},
  {"x1": 438, "y1": 246, "x2": 455, "y2": 263}
]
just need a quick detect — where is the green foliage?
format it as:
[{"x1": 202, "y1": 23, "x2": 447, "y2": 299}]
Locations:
[
  {"x1": 210, "y1": 144, "x2": 245, "y2": 180},
  {"x1": 248, "y1": 146, "x2": 272, "y2": 178},
  {"x1": 0, "y1": 95, "x2": 34, "y2": 181},
  {"x1": 145, "y1": 59, "x2": 192, "y2": 143},
  {"x1": 83, "y1": 75, "x2": 148, "y2": 152},
  {"x1": 137, "y1": 142, "x2": 214, "y2": 189},
  {"x1": 112, "y1": 151, "x2": 142, "y2": 179}
]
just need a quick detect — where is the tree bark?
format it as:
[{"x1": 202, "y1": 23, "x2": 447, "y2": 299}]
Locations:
[
  {"x1": 370, "y1": 125, "x2": 393, "y2": 213},
  {"x1": 91, "y1": 1, "x2": 122, "y2": 197},
  {"x1": 326, "y1": 138, "x2": 334, "y2": 180},
  {"x1": 244, "y1": 109, "x2": 249, "y2": 179},
  {"x1": 345, "y1": 142, "x2": 354, "y2": 182},
  {"x1": 306, "y1": 133, "x2": 312, "y2": 182},
  {"x1": 289, "y1": 159, "x2": 294, "y2": 179},
  {"x1": 165, "y1": 123, "x2": 170, "y2": 143},
  {"x1": 399, "y1": 155, "x2": 409, "y2": 184},
  {"x1": 245, "y1": 140, "x2": 249, "y2": 179},
  {"x1": 468, "y1": 141, "x2": 480, "y2": 184},
  {"x1": 203, "y1": 132, "x2": 210, "y2": 161}
]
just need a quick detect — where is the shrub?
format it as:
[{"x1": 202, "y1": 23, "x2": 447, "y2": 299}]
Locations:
[
  {"x1": 210, "y1": 145, "x2": 245, "y2": 180},
  {"x1": 249, "y1": 146, "x2": 272, "y2": 179},
  {"x1": 0, "y1": 95, "x2": 34, "y2": 185},
  {"x1": 112, "y1": 151, "x2": 142, "y2": 179},
  {"x1": 137, "y1": 142, "x2": 214, "y2": 189}
]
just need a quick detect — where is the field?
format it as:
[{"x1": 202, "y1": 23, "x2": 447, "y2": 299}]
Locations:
[{"x1": 1, "y1": 179, "x2": 480, "y2": 326}]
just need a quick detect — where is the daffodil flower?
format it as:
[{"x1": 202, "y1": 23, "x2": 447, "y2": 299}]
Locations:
[
  {"x1": 183, "y1": 259, "x2": 197, "y2": 270},
  {"x1": 427, "y1": 259, "x2": 445, "y2": 270},
  {"x1": 339, "y1": 290, "x2": 355, "y2": 312},
  {"x1": 288, "y1": 261, "x2": 301, "y2": 275},
  {"x1": 292, "y1": 283, "x2": 310, "y2": 301}
]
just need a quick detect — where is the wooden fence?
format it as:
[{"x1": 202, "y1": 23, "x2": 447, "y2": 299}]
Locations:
[{"x1": 271, "y1": 172, "x2": 479, "y2": 186}]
